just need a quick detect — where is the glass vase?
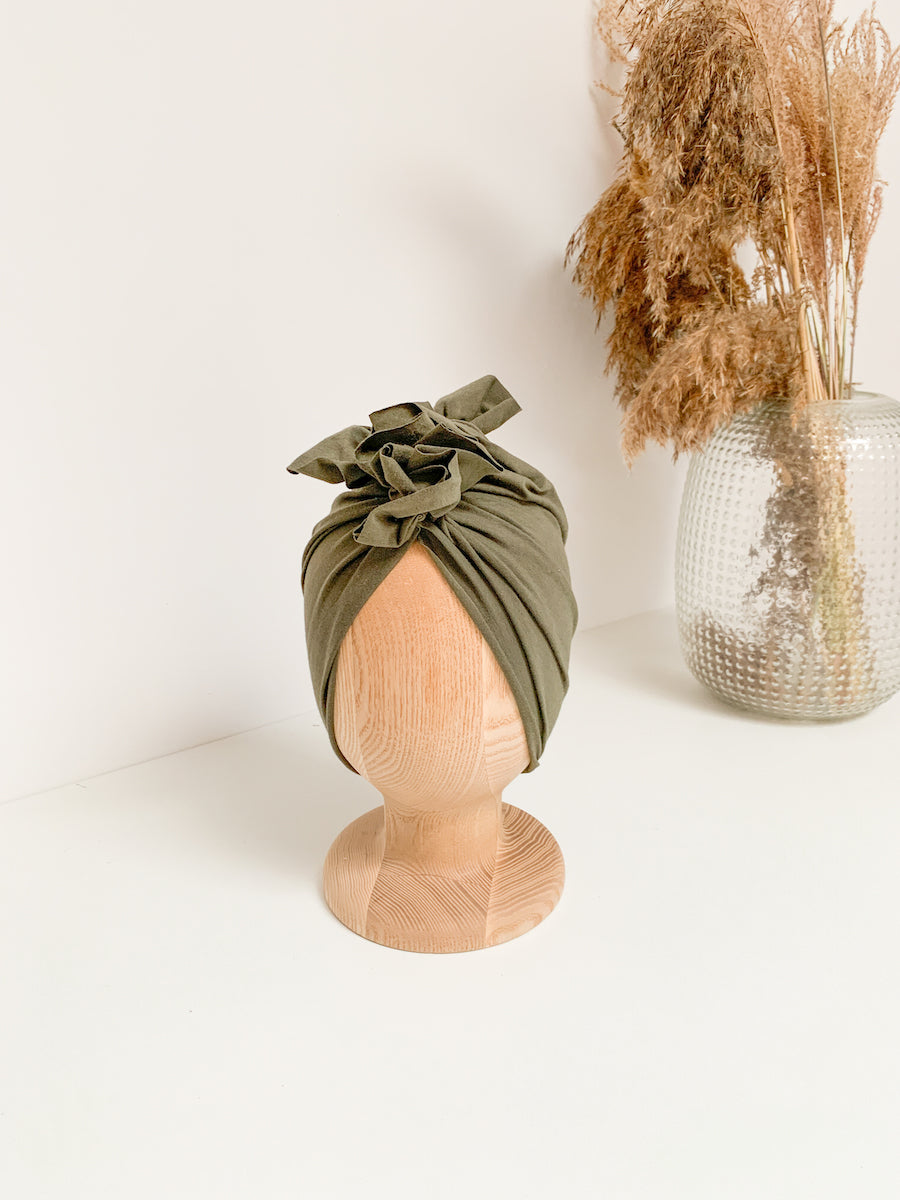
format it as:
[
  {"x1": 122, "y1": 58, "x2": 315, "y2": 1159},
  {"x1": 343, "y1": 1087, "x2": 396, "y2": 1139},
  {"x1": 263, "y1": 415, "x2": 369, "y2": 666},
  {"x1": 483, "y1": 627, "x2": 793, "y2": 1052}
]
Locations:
[{"x1": 676, "y1": 393, "x2": 900, "y2": 719}]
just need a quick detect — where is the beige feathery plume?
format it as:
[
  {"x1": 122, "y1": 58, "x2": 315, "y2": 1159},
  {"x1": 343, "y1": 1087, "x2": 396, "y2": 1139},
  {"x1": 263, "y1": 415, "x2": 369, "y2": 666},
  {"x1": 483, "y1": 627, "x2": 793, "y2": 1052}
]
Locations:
[{"x1": 568, "y1": 0, "x2": 900, "y2": 458}]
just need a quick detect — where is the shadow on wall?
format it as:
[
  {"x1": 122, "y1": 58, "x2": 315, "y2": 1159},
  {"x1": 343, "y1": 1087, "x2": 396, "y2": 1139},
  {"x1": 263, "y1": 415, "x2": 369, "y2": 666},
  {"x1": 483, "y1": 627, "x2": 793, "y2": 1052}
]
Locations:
[
  {"x1": 506, "y1": 260, "x2": 684, "y2": 630},
  {"x1": 366, "y1": 169, "x2": 685, "y2": 629}
]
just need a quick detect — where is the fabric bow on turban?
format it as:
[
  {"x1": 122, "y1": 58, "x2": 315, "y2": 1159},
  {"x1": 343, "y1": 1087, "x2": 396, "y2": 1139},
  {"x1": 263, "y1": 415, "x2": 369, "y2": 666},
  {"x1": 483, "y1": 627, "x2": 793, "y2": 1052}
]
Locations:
[{"x1": 288, "y1": 375, "x2": 577, "y2": 773}]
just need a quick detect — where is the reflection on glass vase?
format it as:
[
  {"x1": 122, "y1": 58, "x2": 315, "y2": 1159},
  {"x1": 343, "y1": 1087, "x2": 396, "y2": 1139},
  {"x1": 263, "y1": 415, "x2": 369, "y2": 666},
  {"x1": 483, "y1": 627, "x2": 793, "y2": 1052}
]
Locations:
[{"x1": 676, "y1": 393, "x2": 900, "y2": 719}]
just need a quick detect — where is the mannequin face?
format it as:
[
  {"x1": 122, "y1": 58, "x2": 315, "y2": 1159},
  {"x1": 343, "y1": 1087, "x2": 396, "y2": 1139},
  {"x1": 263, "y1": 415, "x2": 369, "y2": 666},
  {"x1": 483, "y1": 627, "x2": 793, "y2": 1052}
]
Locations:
[{"x1": 333, "y1": 543, "x2": 528, "y2": 810}]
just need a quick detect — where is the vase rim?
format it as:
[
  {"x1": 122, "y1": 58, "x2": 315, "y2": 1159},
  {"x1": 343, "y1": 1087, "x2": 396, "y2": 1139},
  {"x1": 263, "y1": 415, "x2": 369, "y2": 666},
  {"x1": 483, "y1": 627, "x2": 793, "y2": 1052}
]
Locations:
[
  {"x1": 761, "y1": 389, "x2": 893, "y2": 405},
  {"x1": 849, "y1": 389, "x2": 892, "y2": 402}
]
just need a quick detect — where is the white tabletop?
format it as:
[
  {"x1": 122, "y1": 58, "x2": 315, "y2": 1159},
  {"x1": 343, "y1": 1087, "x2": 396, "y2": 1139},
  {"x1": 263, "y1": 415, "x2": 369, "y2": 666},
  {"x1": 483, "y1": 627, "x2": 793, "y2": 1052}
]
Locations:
[{"x1": 4, "y1": 610, "x2": 899, "y2": 1199}]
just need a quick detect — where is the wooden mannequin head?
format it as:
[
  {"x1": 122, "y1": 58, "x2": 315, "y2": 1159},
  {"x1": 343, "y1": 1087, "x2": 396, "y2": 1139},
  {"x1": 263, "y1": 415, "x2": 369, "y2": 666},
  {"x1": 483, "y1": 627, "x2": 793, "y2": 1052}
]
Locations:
[
  {"x1": 323, "y1": 540, "x2": 564, "y2": 952},
  {"x1": 333, "y1": 542, "x2": 529, "y2": 811}
]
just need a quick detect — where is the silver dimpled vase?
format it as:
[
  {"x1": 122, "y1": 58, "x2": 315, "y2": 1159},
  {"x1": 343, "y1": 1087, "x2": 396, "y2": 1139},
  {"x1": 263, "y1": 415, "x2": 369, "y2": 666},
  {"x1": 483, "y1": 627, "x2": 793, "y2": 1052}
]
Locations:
[{"x1": 676, "y1": 393, "x2": 900, "y2": 719}]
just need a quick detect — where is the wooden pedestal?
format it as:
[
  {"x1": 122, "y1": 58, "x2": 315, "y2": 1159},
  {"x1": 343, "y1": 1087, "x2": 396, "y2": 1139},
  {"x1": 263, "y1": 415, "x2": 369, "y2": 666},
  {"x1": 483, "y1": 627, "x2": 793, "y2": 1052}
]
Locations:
[{"x1": 322, "y1": 542, "x2": 564, "y2": 953}]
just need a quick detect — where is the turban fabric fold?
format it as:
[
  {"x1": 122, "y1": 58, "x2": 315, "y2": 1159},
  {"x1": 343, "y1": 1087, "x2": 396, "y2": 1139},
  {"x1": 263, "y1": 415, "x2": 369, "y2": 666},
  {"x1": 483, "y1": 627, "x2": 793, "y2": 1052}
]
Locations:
[{"x1": 288, "y1": 375, "x2": 577, "y2": 773}]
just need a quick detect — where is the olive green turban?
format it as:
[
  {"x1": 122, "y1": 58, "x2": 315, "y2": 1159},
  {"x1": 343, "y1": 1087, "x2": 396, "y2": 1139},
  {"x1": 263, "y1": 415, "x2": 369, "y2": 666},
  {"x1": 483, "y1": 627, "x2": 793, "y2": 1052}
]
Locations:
[{"x1": 288, "y1": 375, "x2": 577, "y2": 773}]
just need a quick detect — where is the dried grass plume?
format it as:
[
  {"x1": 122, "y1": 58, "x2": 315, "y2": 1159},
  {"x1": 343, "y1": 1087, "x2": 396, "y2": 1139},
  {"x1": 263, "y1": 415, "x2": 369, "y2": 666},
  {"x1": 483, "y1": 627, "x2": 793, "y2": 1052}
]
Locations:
[{"x1": 568, "y1": 0, "x2": 900, "y2": 461}]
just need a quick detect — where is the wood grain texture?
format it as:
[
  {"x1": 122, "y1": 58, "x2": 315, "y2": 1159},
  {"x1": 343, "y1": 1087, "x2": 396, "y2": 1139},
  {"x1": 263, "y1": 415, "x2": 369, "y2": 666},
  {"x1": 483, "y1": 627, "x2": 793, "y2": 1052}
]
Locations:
[{"x1": 323, "y1": 542, "x2": 564, "y2": 953}]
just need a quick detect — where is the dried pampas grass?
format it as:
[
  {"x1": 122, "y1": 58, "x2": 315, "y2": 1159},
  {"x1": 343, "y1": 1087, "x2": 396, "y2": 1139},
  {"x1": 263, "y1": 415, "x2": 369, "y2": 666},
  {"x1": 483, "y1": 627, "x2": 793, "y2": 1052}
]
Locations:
[{"x1": 568, "y1": 0, "x2": 900, "y2": 460}]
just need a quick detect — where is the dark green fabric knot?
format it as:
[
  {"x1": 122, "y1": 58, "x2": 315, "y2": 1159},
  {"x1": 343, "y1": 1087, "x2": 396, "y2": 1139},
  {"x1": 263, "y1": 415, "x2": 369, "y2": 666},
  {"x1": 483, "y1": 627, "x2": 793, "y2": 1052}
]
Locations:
[
  {"x1": 287, "y1": 378, "x2": 520, "y2": 548},
  {"x1": 287, "y1": 375, "x2": 577, "y2": 775}
]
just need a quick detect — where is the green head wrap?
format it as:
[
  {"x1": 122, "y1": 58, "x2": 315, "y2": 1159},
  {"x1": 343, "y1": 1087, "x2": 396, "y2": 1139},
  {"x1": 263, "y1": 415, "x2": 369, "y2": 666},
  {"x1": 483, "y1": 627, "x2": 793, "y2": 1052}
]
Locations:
[{"x1": 288, "y1": 375, "x2": 577, "y2": 773}]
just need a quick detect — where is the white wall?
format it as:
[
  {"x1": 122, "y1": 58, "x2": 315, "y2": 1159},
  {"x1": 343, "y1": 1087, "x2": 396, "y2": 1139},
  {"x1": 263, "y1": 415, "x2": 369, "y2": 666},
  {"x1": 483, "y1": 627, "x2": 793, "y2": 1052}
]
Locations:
[{"x1": 3, "y1": 0, "x2": 897, "y2": 804}]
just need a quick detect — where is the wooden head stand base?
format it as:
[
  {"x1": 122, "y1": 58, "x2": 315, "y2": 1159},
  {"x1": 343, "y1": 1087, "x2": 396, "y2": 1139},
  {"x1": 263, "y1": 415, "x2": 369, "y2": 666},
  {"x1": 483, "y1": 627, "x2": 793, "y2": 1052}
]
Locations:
[{"x1": 323, "y1": 542, "x2": 565, "y2": 953}]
